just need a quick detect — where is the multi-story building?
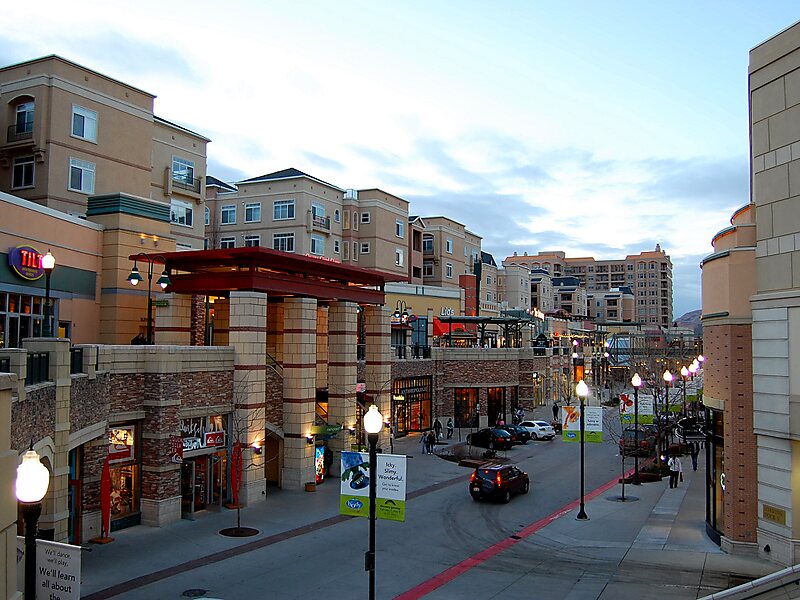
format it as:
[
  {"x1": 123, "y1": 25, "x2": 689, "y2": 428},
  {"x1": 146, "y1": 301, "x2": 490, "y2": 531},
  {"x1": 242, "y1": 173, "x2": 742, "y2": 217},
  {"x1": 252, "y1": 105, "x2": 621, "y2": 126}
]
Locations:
[
  {"x1": 504, "y1": 246, "x2": 673, "y2": 325},
  {"x1": 422, "y1": 216, "x2": 478, "y2": 288},
  {"x1": 0, "y1": 55, "x2": 209, "y2": 251},
  {"x1": 587, "y1": 286, "x2": 635, "y2": 323},
  {"x1": 552, "y1": 276, "x2": 588, "y2": 317},
  {"x1": 530, "y1": 268, "x2": 555, "y2": 313},
  {"x1": 497, "y1": 262, "x2": 532, "y2": 311}
]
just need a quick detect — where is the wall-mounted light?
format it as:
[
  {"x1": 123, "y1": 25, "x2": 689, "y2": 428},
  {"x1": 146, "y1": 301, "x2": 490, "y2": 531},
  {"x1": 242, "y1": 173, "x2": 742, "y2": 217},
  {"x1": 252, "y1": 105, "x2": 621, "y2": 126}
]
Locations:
[
  {"x1": 348, "y1": 426, "x2": 356, "y2": 437},
  {"x1": 306, "y1": 435, "x2": 314, "y2": 445},
  {"x1": 251, "y1": 441, "x2": 263, "y2": 455}
]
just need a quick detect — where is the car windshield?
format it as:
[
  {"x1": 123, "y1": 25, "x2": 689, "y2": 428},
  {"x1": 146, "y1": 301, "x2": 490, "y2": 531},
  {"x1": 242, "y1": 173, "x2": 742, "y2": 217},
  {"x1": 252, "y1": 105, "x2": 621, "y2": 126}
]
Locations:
[
  {"x1": 534, "y1": 421, "x2": 550, "y2": 427},
  {"x1": 492, "y1": 429, "x2": 511, "y2": 437},
  {"x1": 477, "y1": 468, "x2": 502, "y2": 480}
]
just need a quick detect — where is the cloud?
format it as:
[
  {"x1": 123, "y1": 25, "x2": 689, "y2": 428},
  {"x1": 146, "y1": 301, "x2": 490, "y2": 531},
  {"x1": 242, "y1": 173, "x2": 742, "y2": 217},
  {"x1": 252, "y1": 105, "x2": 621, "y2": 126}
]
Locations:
[{"x1": 300, "y1": 151, "x2": 345, "y2": 173}]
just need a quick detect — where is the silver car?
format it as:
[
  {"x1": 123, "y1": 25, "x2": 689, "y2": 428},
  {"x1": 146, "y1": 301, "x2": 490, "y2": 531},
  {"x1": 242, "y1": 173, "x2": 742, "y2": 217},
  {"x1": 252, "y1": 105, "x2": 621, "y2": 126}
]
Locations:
[{"x1": 519, "y1": 420, "x2": 556, "y2": 440}]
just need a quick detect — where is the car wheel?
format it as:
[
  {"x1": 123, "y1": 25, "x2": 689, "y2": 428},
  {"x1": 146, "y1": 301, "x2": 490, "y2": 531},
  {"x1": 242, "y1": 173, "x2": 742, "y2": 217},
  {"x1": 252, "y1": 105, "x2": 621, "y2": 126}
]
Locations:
[
  {"x1": 521, "y1": 481, "x2": 529, "y2": 494},
  {"x1": 471, "y1": 493, "x2": 480, "y2": 502},
  {"x1": 502, "y1": 490, "x2": 511, "y2": 503},
  {"x1": 531, "y1": 432, "x2": 538, "y2": 440}
]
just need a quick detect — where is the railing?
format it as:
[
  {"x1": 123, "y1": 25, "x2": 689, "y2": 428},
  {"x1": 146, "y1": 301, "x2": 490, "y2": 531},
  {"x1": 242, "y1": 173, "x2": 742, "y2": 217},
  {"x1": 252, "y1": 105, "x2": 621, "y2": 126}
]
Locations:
[
  {"x1": 392, "y1": 344, "x2": 432, "y2": 359},
  {"x1": 7, "y1": 122, "x2": 33, "y2": 143},
  {"x1": 25, "y1": 352, "x2": 49, "y2": 385},
  {"x1": 0, "y1": 357, "x2": 9, "y2": 373},
  {"x1": 69, "y1": 347, "x2": 84, "y2": 374},
  {"x1": 172, "y1": 173, "x2": 201, "y2": 194}
]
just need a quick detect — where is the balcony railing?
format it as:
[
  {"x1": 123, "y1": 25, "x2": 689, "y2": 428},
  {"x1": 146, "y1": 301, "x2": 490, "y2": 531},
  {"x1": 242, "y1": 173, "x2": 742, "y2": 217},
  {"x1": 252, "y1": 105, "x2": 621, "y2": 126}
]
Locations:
[
  {"x1": 7, "y1": 122, "x2": 33, "y2": 143},
  {"x1": 25, "y1": 352, "x2": 49, "y2": 385},
  {"x1": 172, "y1": 173, "x2": 201, "y2": 194},
  {"x1": 392, "y1": 344, "x2": 432, "y2": 359}
]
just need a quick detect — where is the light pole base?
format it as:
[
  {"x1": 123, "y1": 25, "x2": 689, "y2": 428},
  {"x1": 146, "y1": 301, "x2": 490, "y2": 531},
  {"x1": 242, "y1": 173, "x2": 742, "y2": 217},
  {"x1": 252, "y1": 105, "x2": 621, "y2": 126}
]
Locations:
[{"x1": 576, "y1": 510, "x2": 589, "y2": 520}]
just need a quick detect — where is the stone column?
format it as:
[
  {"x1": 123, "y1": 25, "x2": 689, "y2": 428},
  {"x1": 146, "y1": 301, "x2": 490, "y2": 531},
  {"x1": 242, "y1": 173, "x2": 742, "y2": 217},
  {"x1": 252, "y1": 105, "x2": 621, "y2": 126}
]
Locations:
[
  {"x1": 229, "y1": 292, "x2": 268, "y2": 505},
  {"x1": 316, "y1": 305, "x2": 329, "y2": 390},
  {"x1": 327, "y1": 301, "x2": 358, "y2": 474},
  {"x1": 282, "y1": 298, "x2": 317, "y2": 489},
  {"x1": 0, "y1": 373, "x2": 20, "y2": 599},
  {"x1": 213, "y1": 298, "x2": 230, "y2": 347},
  {"x1": 363, "y1": 305, "x2": 391, "y2": 449},
  {"x1": 155, "y1": 293, "x2": 192, "y2": 345}
]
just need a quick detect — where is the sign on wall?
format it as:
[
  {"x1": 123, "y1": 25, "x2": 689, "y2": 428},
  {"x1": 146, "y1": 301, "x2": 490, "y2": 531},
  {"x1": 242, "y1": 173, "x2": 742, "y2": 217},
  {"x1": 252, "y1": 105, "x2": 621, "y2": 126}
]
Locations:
[
  {"x1": 340, "y1": 451, "x2": 407, "y2": 522},
  {"x1": 180, "y1": 415, "x2": 227, "y2": 452},
  {"x1": 8, "y1": 245, "x2": 45, "y2": 280},
  {"x1": 17, "y1": 537, "x2": 82, "y2": 600},
  {"x1": 108, "y1": 427, "x2": 135, "y2": 462}
]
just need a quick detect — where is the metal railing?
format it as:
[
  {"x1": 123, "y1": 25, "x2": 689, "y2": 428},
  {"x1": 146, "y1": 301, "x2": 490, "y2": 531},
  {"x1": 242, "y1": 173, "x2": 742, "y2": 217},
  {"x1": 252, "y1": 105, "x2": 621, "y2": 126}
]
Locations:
[
  {"x1": 392, "y1": 344, "x2": 432, "y2": 359},
  {"x1": 7, "y1": 122, "x2": 33, "y2": 143},
  {"x1": 25, "y1": 352, "x2": 49, "y2": 385},
  {"x1": 70, "y1": 347, "x2": 84, "y2": 374},
  {"x1": 172, "y1": 174, "x2": 201, "y2": 193}
]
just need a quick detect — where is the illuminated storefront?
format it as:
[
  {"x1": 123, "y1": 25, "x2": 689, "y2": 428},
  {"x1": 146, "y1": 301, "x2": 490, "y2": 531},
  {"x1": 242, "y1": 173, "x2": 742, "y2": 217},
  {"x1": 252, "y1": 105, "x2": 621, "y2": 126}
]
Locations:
[
  {"x1": 180, "y1": 414, "x2": 229, "y2": 518},
  {"x1": 108, "y1": 425, "x2": 141, "y2": 531},
  {"x1": 392, "y1": 377, "x2": 433, "y2": 436}
]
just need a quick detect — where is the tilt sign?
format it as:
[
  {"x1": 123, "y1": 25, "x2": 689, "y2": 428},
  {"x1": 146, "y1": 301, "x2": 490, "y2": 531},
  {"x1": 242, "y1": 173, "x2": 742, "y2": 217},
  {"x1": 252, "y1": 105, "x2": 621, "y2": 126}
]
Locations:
[{"x1": 8, "y1": 245, "x2": 45, "y2": 280}]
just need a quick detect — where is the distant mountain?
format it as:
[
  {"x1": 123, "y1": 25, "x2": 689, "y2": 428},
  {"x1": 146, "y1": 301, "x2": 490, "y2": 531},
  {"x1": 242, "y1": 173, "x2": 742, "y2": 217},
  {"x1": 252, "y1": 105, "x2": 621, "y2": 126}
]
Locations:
[{"x1": 675, "y1": 309, "x2": 702, "y2": 336}]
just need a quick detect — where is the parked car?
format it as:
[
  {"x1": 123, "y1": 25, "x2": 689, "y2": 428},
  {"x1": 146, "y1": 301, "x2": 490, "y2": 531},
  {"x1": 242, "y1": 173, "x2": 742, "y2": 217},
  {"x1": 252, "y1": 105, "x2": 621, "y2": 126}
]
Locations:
[
  {"x1": 469, "y1": 463, "x2": 530, "y2": 502},
  {"x1": 497, "y1": 423, "x2": 531, "y2": 444},
  {"x1": 618, "y1": 426, "x2": 657, "y2": 456},
  {"x1": 519, "y1": 420, "x2": 556, "y2": 440},
  {"x1": 466, "y1": 427, "x2": 514, "y2": 450}
]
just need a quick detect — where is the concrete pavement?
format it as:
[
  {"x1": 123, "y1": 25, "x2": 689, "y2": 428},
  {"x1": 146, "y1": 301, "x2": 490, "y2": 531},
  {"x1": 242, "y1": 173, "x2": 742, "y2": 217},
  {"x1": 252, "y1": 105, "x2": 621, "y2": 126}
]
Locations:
[{"x1": 80, "y1": 406, "x2": 779, "y2": 599}]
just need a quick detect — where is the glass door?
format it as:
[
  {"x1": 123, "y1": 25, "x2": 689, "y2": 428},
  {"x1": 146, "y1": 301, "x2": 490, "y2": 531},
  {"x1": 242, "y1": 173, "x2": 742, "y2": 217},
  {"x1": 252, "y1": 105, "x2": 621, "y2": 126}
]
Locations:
[{"x1": 181, "y1": 460, "x2": 196, "y2": 520}]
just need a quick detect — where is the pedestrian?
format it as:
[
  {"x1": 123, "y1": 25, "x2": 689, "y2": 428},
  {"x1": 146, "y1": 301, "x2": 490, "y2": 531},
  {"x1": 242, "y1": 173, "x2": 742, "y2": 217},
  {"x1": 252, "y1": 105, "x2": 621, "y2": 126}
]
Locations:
[
  {"x1": 426, "y1": 430, "x2": 436, "y2": 454},
  {"x1": 552, "y1": 401, "x2": 559, "y2": 421},
  {"x1": 446, "y1": 418, "x2": 454, "y2": 439},
  {"x1": 434, "y1": 418, "x2": 442, "y2": 440},
  {"x1": 420, "y1": 430, "x2": 427, "y2": 455},
  {"x1": 515, "y1": 408, "x2": 524, "y2": 424},
  {"x1": 668, "y1": 454, "x2": 683, "y2": 488},
  {"x1": 690, "y1": 442, "x2": 700, "y2": 471}
]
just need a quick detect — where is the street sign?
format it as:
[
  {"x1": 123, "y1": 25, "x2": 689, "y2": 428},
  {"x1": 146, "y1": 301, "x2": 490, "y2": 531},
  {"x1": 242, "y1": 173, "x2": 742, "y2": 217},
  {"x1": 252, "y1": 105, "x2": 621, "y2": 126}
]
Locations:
[{"x1": 340, "y1": 451, "x2": 407, "y2": 521}]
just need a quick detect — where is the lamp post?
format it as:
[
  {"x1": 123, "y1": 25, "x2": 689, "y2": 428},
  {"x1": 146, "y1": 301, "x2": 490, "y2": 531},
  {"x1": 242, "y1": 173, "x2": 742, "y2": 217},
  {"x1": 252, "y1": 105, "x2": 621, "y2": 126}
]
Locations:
[
  {"x1": 662, "y1": 369, "x2": 674, "y2": 460},
  {"x1": 631, "y1": 373, "x2": 642, "y2": 485},
  {"x1": 41, "y1": 250, "x2": 55, "y2": 337},
  {"x1": 363, "y1": 404, "x2": 384, "y2": 600},
  {"x1": 16, "y1": 444, "x2": 51, "y2": 600},
  {"x1": 680, "y1": 366, "x2": 689, "y2": 416},
  {"x1": 128, "y1": 253, "x2": 171, "y2": 345},
  {"x1": 576, "y1": 380, "x2": 589, "y2": 520}
]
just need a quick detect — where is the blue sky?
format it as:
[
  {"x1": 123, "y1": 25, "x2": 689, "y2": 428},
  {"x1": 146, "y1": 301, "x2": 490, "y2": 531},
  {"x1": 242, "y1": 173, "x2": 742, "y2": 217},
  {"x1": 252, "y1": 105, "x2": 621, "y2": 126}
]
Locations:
[{"x1": 4, "y1": 2, "x2": 799, "y2": 316}]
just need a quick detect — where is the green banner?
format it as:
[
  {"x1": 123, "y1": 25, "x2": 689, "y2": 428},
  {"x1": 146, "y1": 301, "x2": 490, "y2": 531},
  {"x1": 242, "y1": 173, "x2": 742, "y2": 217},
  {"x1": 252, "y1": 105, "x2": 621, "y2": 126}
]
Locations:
[{"x1": 340, "y1": 452, "x2": 407, "y2": 522}]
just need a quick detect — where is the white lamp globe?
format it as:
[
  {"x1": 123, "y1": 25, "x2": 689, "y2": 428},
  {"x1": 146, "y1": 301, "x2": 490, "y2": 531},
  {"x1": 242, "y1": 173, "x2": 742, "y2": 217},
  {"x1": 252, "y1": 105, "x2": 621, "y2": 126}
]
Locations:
[
  {"x1": 576, "y1": 380, "x2": 589, "y2": 399},
  {"x1": 663, "y1": 370, "x2": 674, "y2": 383},
  {"x1": 364, "y1": 405, "x2": 384, "y2": 434},
  {"x1": 681, "y1": 366, "x2": 689, "y2": 378},
  {"x1": 16, "y1": 449, "x2": 50, "y2": 503},
  {"x1": 631, "y1": 373, "x2": 642, "y2": 388}
]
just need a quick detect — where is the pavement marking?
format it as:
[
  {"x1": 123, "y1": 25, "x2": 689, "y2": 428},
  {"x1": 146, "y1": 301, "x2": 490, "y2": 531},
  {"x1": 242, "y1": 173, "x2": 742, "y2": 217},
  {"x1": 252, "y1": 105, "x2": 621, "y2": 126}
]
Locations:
[{"x1": 393, "y1": 469, "x2": 636, "y2": 600}]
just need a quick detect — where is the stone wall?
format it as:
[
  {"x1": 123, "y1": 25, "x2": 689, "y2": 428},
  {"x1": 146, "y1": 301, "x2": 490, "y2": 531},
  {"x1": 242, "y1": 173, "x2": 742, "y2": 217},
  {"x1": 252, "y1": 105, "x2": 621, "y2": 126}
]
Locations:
[{"x1": 11, "y1": 384, "x2": 56, "y2": 452}]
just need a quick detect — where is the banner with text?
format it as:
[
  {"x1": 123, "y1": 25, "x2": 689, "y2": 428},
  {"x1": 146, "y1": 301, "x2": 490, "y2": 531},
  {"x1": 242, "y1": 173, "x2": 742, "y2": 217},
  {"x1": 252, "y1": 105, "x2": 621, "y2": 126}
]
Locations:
[
  {"x1": 562, "y1": 406, "x2": 603, "y2": 442},
  {"x1": 620, "y1": 394, "x2": 655, "y2": 424},
  {"x1": 340, "y1": 451, "x2": 407, "y2": 521},
  {"x1": 17, "y1": 537, "x2": 81, "y2": 600}
]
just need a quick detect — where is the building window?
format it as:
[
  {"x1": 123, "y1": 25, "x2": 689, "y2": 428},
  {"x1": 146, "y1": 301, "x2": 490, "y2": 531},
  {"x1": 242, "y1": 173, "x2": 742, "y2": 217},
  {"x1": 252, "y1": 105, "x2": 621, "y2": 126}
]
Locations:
[
  {"x1": 176, "y1": 242, "x2": 193, "y2": 251},
  {"x1": 352, "y1": 241, "x2": 359, "y2": 260},
  {"x1": 220, "y1": 237, "x2": 235, "y2": 249},
  {"x1": 244, "y1": 235, "x2": 260, "y2": 247},
  {"x1": 334, "y1": 239, "x2": 340, "y2": 254},
  {"x1": 221, "y1": 205, "x2": 236, "y2": 224},
  {"x1": 334, "y1": 209, "x2": 341, "y2": 223},
  {"x1": 203, "y1": 238, "x2": 210, "y2": 250},
  {"x1": 343, "y1": 210, "x2": 350, "y2": 229},
  {"x1": 423, "y1": 262, "x2": 434, "y2": 277},
  {"x1": 396, "y1": 220, "x2": 405, "y2": 238},
  {"x1": 353, "y1": 211, "x2": 359, "y2": 231},
  {"x1": 360, "y1": 242, "x2": 370, "y2": 254},
  {"x1": 204, "y1": 206, "x2": 210, "y2": 226},
  {"x1": 311, "y1": 235, "x2": 325, "y2": 256},
  {"x1": 274, "y1": 199, "x2": 295, "y2": 220},
  {"x1": 68, "y1": 157, "x2": 95, "y2": 194},
  {"x1": 486, "y1": 275, "x2": 492, "y2": 285},
  {"x1": 360, "y1": 212, "x2": 370, "y2": 224},
  {"x1": 446, "y1": 239, "x2": 453, "y2": 253},
  {"x1": 71, "y1": 105, "x2": 97, "y2": 142},
  {"x1": 486, "y1": 292, "x2": 491, "y2": 301},
  {"x1": 15, "y1": 101, "x2": 34, "y2": 135},
  {"x1": 423, "y1": 236, "x2": 433, "y2": 253},
  {"x1": 245, "y1": 202, "x2": 261, "y2": 223},
  {"x1": 446, "y1": 263, "x2": 453, "y2": 278},
  {"x1": 12, "y1": 156, "x2": 34, "y2": 189},
  {"x1": 172, "y1": 156, "x2": 194, "y2": 184},
  {"x1": 170, "y1": 199, "x2": 193, "y2": 227},
  {"x1": 273, "y1": 233, "x2": 295, "y2": 253},
  {"x1": 395, "y1": 248, "x2": 404, "y2": 267},
  {"x1": 343, "y1": 242, "x2": 350, "y2": 260}
]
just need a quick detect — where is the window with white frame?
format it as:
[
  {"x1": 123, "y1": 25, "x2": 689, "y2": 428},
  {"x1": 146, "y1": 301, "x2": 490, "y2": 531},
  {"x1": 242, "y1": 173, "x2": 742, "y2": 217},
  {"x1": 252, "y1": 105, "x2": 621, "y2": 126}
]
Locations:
[
  {"x1": 15, "y1": 101, "x2": 34, "y2": 135},
  {"x1": 220, "y1": 237, "x2": 236, "y2": 249},
  {"x1": 334, "y1": 239, "x2": 340, "y2": 254},
  {"x1": 353, "y1": 212, "x2": 359, "y2": 230},
  {"x1": 311, "y1": 235, "x2": 325, "y2": 256},
  {"x1": 176, "y1": 242, "x2": 193, "y2": 251},
  {"x1": 423, "y1": 262, "x2": 434, "y2": 277},
  {"x1": 423, "y1": 236, "x2": 433, "y2": 253},
  {"x1": 360, "y1": 212, "x2": 370, "y2": 224},
  {"x1": 170, "y1": 199, "x2": 193, "y2": 227},
  {"x1": 245, "y1": 202, "x2": 261, "y2": 223},
  {"x1": 274, "y1": 199, "x2": 295, "y2": 220},
  {"x1": 446, "y1": 263, "x2": 453, "y2": 278},
  {"x1": 395, "y1": 248, "x2": 404, "y2": 267},
  {"x1": 360, "y1": 242, "x2": 370, "y2": 254},
  {"x1": 273, "y1": 233, "x2": 295, "y2": 253},
  {"x1": 343, "y1": 210, "x2": 350, "y2": 229},
  {"x1": 204, "y1": 206, "x2": 210, "y2": 226},
  {"x1": 352, "y1": 241, "x2": 359, "y2": 259},
  {"x1": 71, "y1": 105, "x2": 97, "y2": 142},
  {"x1": 172, "y1": 156, "x2": 194, "y2": 184},
  {"x1": 395, "y1": 220, "x2": 404, "y2": 238},
  {"x1": 221, "y1": 204, "x2": 236, "y2": 224},
  {"x1": 334, "y1": 210, "x2": 341, "y2": 223},
  {"x1": 343, "y1": 242, "x2": 350, "y2": 260},
  {"x1": 12, "y1": 156, "x2": 34, "y2": 188},
  {"x1": 446, "y1": 239, "x2": 453, "y2": 253},
  {"x1": 68, "y1": 157, "x2": 95, "y2": 194},
  {"x1": 244, "y1": 235, "x2": 260, "y2": 247}
]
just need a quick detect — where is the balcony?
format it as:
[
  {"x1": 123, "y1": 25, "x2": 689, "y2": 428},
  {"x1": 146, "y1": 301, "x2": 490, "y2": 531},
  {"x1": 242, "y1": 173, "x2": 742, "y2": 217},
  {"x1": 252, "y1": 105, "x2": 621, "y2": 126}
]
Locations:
[
  {"x1": 172, "y1": 173, "x2": 201, "y2": 194},
  {"x1": 7, "y1": 121, "x2": 33, "y2": 143}
]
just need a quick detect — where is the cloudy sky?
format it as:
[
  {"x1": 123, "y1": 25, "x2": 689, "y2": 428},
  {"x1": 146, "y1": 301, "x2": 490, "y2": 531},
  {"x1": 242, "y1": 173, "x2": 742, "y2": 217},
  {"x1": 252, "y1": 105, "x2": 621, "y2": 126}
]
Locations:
[{"x1": 4, "y1": 2, "x2": 798, "y2": 316}]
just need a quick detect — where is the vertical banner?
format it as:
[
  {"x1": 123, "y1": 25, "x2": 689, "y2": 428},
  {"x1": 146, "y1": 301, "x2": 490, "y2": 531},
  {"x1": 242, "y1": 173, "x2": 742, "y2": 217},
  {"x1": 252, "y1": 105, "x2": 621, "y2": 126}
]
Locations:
[
  {"x1": 638, "y1": 396, "x2": 654, "y2": 424},
  {"x1": 561, "y1": 406, "x2": 603, "y2": 442},
  {"x1": 340, "y1": 451, "x2": 407, "y2": 521},
  {"x1": 100, "y1": 457, "x2": 111, "y2": 538},
  {"x1": 34, "y1": 539, "x2": 81, "y2": 599}
]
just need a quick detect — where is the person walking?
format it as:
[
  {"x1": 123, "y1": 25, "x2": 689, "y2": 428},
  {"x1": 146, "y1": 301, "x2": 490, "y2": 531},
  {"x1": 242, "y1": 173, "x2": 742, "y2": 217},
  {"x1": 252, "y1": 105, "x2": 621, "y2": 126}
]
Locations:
[
  {"x1": 420, "y1": 430, "x2": 427, "y2": 455},
  {"x1": 552, "y1": 401, "x2": 559, "y2": 422},
  {"x1": 434, "y1": 418, "x2": 443, "y2": 440},
  {"x1": 690, "y1": 442, "x2": 700, "y2": 471},
  {"x1": 668, "y1": 454, "x2": 683, "y2": 488},
  {"x1": 446, "y1": 418, "x2": 454, "y2": 439},
  {"x1": 426, "y1": 430, "x2": 436, "y2": 454}
]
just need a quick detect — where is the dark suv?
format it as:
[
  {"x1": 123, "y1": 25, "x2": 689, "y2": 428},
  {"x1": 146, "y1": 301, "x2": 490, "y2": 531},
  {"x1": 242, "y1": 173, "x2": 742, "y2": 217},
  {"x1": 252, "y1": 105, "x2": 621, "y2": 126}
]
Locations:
[
  {"x1": 466, "y1": 428, "x2": 514, "y2": 450},
  {"x1": 469, "y1": 464, "x2": 530, "y2": 503}
]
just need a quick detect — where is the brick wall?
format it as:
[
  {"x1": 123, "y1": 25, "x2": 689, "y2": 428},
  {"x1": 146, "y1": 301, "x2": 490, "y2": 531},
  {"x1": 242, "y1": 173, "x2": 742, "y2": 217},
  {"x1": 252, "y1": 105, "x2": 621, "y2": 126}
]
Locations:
[
  {"x1": 11, "y1": 386, "x2": 56, "y2": 452},
  {"x1": 70, "y1": 374, "x2": 110, "y2": 433}
]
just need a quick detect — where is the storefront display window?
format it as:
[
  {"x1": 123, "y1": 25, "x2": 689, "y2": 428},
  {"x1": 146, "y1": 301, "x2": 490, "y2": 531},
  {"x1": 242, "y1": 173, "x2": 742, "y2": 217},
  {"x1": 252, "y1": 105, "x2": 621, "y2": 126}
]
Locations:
[
  {"x1": 110, "y1": 464, "x2": 139, "y2": 518},
  {"x1": 454, "y1": 388, "x2": 478, "y2": 428},
  {"x1": 107, "y1": 424, "x2": 141, "y2": 530},
  {"x1": 392, "y1": 377, "x2": 432, "y2": 436}
]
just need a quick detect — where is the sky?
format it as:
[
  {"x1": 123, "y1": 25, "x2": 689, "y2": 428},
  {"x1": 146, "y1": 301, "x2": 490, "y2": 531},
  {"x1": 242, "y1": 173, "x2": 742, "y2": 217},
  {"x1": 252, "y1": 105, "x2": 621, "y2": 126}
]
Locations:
[{"x1": 3, "y1": 1, "x2": 799, "y2": 317}]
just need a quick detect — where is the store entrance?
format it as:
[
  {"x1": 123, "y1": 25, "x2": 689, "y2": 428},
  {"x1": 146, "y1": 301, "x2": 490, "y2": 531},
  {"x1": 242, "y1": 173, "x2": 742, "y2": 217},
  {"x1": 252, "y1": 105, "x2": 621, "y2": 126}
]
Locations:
[{"x1": 181, "y1": 453, "x2": 226, "y2": 520}]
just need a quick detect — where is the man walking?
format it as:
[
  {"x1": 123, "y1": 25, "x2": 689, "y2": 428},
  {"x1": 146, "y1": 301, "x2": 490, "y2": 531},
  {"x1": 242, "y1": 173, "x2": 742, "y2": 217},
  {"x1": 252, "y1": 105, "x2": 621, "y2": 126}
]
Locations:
[
  {"x1": 552, "y1": 401, "x2": 559, "y2": 422},
  {"x1": 446, "y1": 418, "x2": 454, "y2": 439},
  {"x1": 690, "y1": 442, "x2": 700, "y2": 471},
  {"x1": 668, "y1": 454, "x2": 683, "y2": 488},
  {"x1": 434, "y1": 418, "x2": 443, "y2": 440}
]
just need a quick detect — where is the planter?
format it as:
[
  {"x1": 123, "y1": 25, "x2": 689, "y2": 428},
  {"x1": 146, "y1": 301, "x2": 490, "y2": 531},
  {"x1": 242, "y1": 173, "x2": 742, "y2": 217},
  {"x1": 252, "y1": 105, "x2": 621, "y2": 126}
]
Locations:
[{"x1": 305, "y1": 482, "x2": 317, "y2": 492}]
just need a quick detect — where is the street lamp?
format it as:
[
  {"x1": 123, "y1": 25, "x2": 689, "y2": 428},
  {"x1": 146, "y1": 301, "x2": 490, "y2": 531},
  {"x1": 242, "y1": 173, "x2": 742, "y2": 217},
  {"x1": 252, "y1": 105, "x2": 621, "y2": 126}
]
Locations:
[
  {"x1": 128, "y1": 253, "x2": 171, "y2": 344},
  {"x1": 680, "y1": 366, "x2": 689, "y2": 416},
  {"x1": 41, "y1": 250, "x2": 55, "y2": 337},
  {"x1": 363, "y1": 404, "x2": 384, "y2": 600},
  {"x1": 576, "y1": 379, "x2": 589, "y2": 520},
  {"x1": 16, "y1": 444, "x2": 50, "y2": 600},
  {"x1": 662, "y1": 369, "x2": 674, "y2": 460},
  {"x1": 631, "y1": 373, "x2": 642, "y2": 485}
]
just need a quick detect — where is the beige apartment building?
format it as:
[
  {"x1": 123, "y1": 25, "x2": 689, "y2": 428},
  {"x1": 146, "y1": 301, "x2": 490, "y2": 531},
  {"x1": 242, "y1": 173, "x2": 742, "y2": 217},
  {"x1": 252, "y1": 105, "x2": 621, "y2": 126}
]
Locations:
[
  {"x1": 0, "y1": 55, "x2": 209, "y2": 251},
  {"x1": 587, "y1": 287, "x2": 635, "y2": 323},
  {"x1": 422, "y1": 216, "x2": 480, "y2": 288},
  {"x1": 530, "y1": 268, "x2": 555, "y2": 313},
  {"x1": 505, "y1": 245, "x2": 673, "y2": 325},
  {"x1": 497, "y1": 262, "x2": 532, "y2": 311}
]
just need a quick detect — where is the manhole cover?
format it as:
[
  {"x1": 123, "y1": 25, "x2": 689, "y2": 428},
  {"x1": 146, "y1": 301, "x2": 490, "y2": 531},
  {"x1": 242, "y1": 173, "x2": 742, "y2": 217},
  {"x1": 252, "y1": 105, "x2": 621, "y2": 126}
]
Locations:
[
  {"x1": 182, "y1": 590, "x2": 208, "y2": 598},
  {"x1": 219, "y1": 526, "x2": 259, "y2": 537}
]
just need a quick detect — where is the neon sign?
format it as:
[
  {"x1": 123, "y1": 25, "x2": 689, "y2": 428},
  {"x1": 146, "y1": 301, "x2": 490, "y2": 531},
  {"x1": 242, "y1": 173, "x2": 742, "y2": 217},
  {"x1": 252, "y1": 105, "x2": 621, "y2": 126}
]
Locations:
[{"x1": 8, "y1": 245, "x2": 44, "y2": 280}]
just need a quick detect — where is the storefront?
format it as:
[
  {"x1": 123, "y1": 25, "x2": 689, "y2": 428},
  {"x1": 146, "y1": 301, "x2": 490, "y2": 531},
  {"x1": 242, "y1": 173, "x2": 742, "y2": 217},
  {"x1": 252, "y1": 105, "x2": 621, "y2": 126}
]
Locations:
[
  {"x1": 179, "y1": 414, "x2": 229, "y2": 519},
  {"x1": 705, "y1": 408, "x2": 724, "y2": 545},
  {"x1": 108, "y1": 425, "x2": 141, "y2": 532},
  {"x1": 392, "y1": 377, "x2": 433, "y2": 436}
]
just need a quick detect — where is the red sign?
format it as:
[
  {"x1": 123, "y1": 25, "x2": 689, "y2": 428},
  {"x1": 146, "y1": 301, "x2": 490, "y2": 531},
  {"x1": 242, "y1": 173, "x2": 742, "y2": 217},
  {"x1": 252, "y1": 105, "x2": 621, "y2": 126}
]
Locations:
[
  {"x1": 204, "y1": 431, "x2": 226, "y2": 448},
  {"x1": 108, "y1": 427, "x2": 134, "y2": 462},
  {"x1": 169, "y1": 436, "x2": 183, "y2": 463}
]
